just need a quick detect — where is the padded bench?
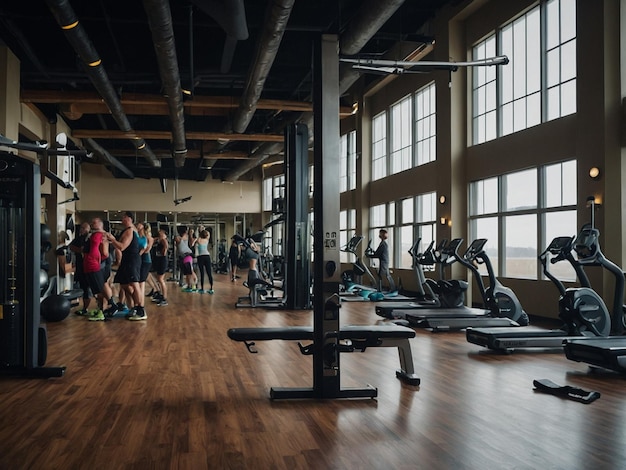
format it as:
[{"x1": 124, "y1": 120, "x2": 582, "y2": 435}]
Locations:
[{"x1": 227, "y1": 324, "x2": 420, "y2": 386}]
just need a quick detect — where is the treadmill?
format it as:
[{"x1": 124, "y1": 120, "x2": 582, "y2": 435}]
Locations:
[
  {"x1": 562, "y1": 214, "x2": 626, "y2": 372},
  {"x1": 375, "y1": 238, "x2": 467, "y2": 316},
  {"x1": 403, "y1": 238, "x2": 524, "y2": 331},
  {"x1": 564, "y1": 337, "x2": 626, "y2": 374},
  {"x1": 466, "y1": 225, "x2": 619, "y2": 352}
]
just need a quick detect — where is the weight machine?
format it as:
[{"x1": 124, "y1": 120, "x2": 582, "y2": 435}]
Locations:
[{"x1": 0, "y1": 137, "x2": 78, "y2": 378}]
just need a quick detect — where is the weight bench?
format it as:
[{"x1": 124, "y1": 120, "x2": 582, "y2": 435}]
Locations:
[
  {"x1": 227, "y1": 324, "x2": 420, "y2": 386},
  {"x1": 235, "y1": 281, "x2": 284, "y2": 308}
]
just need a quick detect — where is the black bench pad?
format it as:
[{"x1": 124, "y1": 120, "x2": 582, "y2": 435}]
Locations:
[{"x1": 227, "y1": 324, "x2": 415, "y2": 342}]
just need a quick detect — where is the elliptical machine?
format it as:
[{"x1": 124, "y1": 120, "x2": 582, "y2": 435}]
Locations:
[
  {"x1": 375, "y1": 239, "x2": 469, "y2": 318},
  {"x1": 340, "y1": 235, "x2": 378, "y2": 298},
  {"x1": 462, "y1": 240, "x2": 530, "y2": 326},
  {"x1": 427, "y1": 239, "x2": 469, "y2": 308},
  {"x1": 467, "y1": 210, "x2": 614, "y2": 352}
]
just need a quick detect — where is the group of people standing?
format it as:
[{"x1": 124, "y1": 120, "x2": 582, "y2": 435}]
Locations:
[
  {"x1": 66, "y1": 211, "x2": 170, "y2": 322},
  {"x1": 174, "y1": 226, "x2": 215, "y2": 294},
  {"x1": 61, "y1": 216, "x2": 252, "y2": 319}
]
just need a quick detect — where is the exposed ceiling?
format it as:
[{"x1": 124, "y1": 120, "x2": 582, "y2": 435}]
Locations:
[{"x1": 0, "y1": 0, "x2": 455, "y2": 182}]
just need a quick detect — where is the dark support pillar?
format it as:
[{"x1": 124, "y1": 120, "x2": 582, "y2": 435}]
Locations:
[
  {"x1": 284, "y1": 123, "x2": 311, "y2": 310},
  {"x1": 271, "y1": 34, "x2": 376, "y2": 399}
]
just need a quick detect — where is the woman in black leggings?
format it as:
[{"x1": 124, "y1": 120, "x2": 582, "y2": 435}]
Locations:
[{"x1": 195, "y1": 229, "x2": 214, "y2": 294}]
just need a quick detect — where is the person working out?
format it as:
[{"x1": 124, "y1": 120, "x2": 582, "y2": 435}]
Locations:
[
  {"x1": 106, "y1": 211, "x2": 146, "y2": 321},
  {"x1": 196, "y1": 229, "x2": 214, "y2": 294},
  {"x1": 175, "y1": 227, "x2": 197, "y2": 292},
  {"x1": 152, "y1": 228, "x2": 169, "y2": 306},
  {"x1": 367, "y1": 228, "x2": 396, "y2": 293},
  {"x1": 229, "y1": 237, "x2": 241, "y2": 282}
]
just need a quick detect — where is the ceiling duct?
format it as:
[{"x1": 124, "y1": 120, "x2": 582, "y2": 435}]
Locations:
[
  {"x1": 84, "y1": 138, "x2": 134, "y2": 179},
  {"x1": 222, "y1": 0, "x2": 405, "y2": 182},
  {"x1": 44, "y1": 0, "x2": 161, "y2": 168},
  {"x1": 231, "y1": 0, "x2": 295, "y2": 134},
  {"x1": 205, "y1": 0, "x2": 294, "y2": 174},
  {"x1": 191, "y1": 0, "x2": 249, "y2": 74},
  {"x1": 143, "y1": 0, "x2": 187, "y2": 168},
  {"x1": 338, "y1": 0, "x2": 406, "y2": 95}
]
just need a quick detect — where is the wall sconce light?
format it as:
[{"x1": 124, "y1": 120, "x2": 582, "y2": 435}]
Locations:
[
  {"x1": 586, "y1": 194, "x2": 602, "y2": 206},
  {"x1": 589, "y1": 167, "x2": 601, "y2": 180},
  {"x1": 440, "y1": 217, "x2": 447, "y2": 225},
  {"x1": 439, "y1": 195, "x2": 447, "y2": 204}
]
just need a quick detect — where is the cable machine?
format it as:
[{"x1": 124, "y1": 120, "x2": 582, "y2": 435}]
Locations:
[{"x1": 0, "y1": 152, "x2": 65, "y2": 378}]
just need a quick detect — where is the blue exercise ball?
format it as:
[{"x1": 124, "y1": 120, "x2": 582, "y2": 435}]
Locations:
[{"x1": 41, "y1": 294, "x2": 71, "y2": 322}]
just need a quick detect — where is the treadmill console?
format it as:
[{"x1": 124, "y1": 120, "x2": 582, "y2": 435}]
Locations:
[
  {"x1": 547, "y1": 236, "x2": 574, "y2": 254},
  {"x1": 441, "y1": 238, "x2": 463, "y2": 256},
  {"x1": 463, "y1": 238, "x2": 487, "y2": 262},
  {"x1": 574, "y1": 225, "x2": 599, "y2": 261}
]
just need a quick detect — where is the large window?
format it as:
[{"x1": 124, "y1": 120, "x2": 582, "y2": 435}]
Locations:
[
  {"x1": 340, "y1": 209, "x2": 356, "y2": 263},
  {"x1": 398, "y1": 192, "x2": 437, "y2": 269},
  {"x1": 390, "y1": 96, "x2": 412, "y2": 175},
  {"x1": 472, "y1": 0, "x2": 576, "y2": 144},
  {"x1": 340, "y1": 130, "x2": 357, "y2": 192},
  {"x1": 472, "y1": 36, "x2": 498, "y2": 144},
  {"x1": 369, "y1": 203, "x2": 394, "y2": 269},
  {"x1": 372, "y1": 112, "x2": 387, "y2": 181},
  {"x1": 469, "y1": 160, "x2": 577, "y2": 280},
  {"x1": 546, "y1": 0, "x2": 577, "y2": 119},
  {"x1": 371, "y1": 82, "x2": 436, "y2": 179},
  {"x1": 415, "y1": 83, "x2": 437, "y2": 166},
  {"x1": 500, "y1": 8, "x2": 541, "y2": 136}
]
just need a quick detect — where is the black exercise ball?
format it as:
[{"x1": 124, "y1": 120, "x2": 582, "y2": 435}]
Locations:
[
  {"x1": 39, "y1": 269, "x2": 49, "y2": 294},
  {"x1": 41, "y1": 224, "x2": 51, "y2": 243},
  {"x1": 41, "y1": 295, "x2": 71, "y2": 322}
]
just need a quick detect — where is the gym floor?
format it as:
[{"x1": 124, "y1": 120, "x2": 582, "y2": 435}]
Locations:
[{"x1": 1, "y1": 272, "x2": 625, "y2": 469}]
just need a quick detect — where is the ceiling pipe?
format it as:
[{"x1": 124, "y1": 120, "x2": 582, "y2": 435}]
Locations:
[
  {"x1": 231, "y1": 0, "x2": 295, "y2": 134},
  {"x1": 223, "y1": 0, "x2": 405, "y2": 182},
  {"x1": 84, "y1": 137, "x2": 134, "y2": 179},
  {"x1": 142, "y1": 0, "x2": 187, "y2": 168},
  {"x1": 222, "y1": 141, "x2": 284, "y2": 182},
  {"x1": 44, "y1": 0, "x2": 161, "y2": 168},
  {"x1": 191, "y1": 0, "x2": 249, "y2": 74},
  {"x1": 208, "y1": 0, "x2": 294, "y2": 175}
]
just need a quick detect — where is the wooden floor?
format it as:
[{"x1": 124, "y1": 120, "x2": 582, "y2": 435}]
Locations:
[{"x1": 1, "y1": 273, "x2": 625, "y2": 469}]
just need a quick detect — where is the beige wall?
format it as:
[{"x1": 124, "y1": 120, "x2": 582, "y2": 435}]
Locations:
[{"x1": 77, "y1": 163, "x2": 261, "y2": 215}]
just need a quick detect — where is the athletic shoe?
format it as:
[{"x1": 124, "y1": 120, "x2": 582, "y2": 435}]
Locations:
[
  {"x1": 128, "y1": 309, "x2": 147, "y2": 321},
  {"x1": 157, "y1": 299, "x2": 168, "y2": 306},
  {"x1": 208, "y1": 289, "x2": 214, "y2": 295},
  {"x1": 88, "y1": 310, "x2": 105, "y2": 322},
  {"x1": 182, "y1": 287, "x2": 195, "y2": 292},
  {"x1": 104, "y1": 305, "x2": 119, "y2": 317},
  {"x1": 231, "y1": 276, "x2": 236, "y2": 282},
  {"x1": 75, "y1": 309, "x2": 89, "y2": 316},
  {"x1": 151, "y1": 293, "x2": 163, "y2": 302},
  {"x1": 146, "y1": 289, "x2": 155, "y2": 297},
  {"x1": 117, "y1": 304, "x2": 131, "y2": 315}
]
